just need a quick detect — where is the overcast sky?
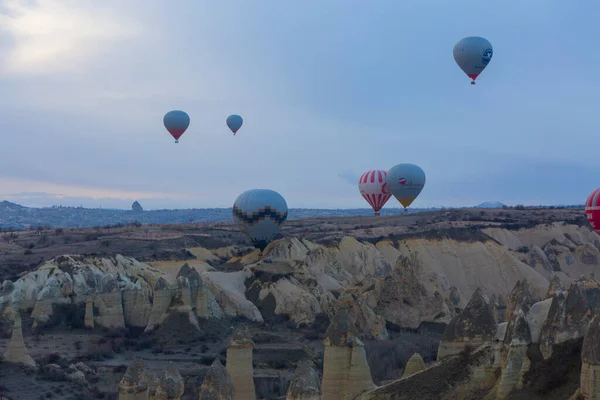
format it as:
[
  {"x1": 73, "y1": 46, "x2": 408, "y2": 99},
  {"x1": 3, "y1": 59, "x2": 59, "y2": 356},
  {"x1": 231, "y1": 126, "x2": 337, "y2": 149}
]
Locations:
[{"x1": 0, "y1": 0, "x2": 599, "y2": 210}]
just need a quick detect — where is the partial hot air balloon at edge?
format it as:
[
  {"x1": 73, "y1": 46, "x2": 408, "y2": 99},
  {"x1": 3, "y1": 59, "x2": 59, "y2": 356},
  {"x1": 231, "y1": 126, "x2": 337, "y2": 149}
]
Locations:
[
  {"x1": 358, "y1": 170, "x2": 392, "y2": 216},
  {"x1": 232, "y1": 189, "x2": 288, "y2": 253},
  {"x1": 453, "y1": 36, "x2": 493, "y2": 85},
  {"x1": 163, "y1": 110, "x2": 190, "y2": 143},
  {"x1": 585, "y1": 188, "x2": 600, "y2": 234},
  {"x1": 386, "y1": 163, "x2": 426, "y2": 210},
  {"x1": 226, "y1": 114, "x2": 243, "y2": 135}
]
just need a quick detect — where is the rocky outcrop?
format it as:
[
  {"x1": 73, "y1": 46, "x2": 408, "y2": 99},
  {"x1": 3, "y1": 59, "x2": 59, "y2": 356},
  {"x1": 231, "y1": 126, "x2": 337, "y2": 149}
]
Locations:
[
  {"x1": 199, "y1": 358, "x2": 235, "y2": 400},
  {"x1": 437, "y1": 288, "x2": 497, "y2": 360},
  {"x1": 540, "y1": 277, "x2": 600, "y2": 358},
  {"x1": 226, "y1": 326, "x2": 255, "y2": 400},
  {"x1": 286, "y1": 359, "x2": 321, "y2": 400},
  {"x1": 2, "y1": 313, "x2": 35, "y2": 367},
  {"x1": 401, "y1": 353, "x2": 426, "y2": 379},
  {"x1": 580, "y1": 313, "x2": 600, "y2": 399},
  {"x1": 154, "y1": 363, "x2": 185, "y2": 399},
  {"x1": 118, "y1": 359, "x2": 149, "y2": 400},
  {"x1": 376, "y1": 252, "x2": 453, "y2": 329},
  {"x1": 322, "y1": 308, "x2": 375, "y2": 400},
  {"x1": 547, "y1": 275, "x2": 565, "y2": 298}
]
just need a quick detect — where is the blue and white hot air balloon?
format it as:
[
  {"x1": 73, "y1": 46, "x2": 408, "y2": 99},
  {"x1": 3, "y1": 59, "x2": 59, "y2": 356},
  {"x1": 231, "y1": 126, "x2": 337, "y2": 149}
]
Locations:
[
  {"x1": 386, "y1": 163, "x2": 426, "y2": 210},
  {"x1": 232, "y1": 189, "x2": 288, "y2": 251},
  {"x1": 453, "y1": 36, "x2": 493, "y2": 85},
  {"x1": 226, "y1": 114, "x2": 244, "y2": 135}
]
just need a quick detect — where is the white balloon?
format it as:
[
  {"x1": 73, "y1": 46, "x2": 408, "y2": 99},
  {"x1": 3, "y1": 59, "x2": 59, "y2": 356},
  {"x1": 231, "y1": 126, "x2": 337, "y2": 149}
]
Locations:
[
  {"x1": 386, "y1": 163, "x2": 426, "y2": 209},
  {"x1": 453, "y1": 36, "x2": 493, "y2": 84}
]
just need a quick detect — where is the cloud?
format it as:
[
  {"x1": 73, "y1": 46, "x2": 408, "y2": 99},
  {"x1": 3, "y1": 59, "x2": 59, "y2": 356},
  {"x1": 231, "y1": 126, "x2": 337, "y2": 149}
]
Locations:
[{"x1": 0, "y1": 0, "x2": 141, "y2": 75}]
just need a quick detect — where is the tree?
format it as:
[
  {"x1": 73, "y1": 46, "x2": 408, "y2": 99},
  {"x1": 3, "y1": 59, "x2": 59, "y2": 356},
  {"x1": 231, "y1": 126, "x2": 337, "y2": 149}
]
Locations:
[{"x1": 131, "y1": 201, "x2": 143, "y2": 212}]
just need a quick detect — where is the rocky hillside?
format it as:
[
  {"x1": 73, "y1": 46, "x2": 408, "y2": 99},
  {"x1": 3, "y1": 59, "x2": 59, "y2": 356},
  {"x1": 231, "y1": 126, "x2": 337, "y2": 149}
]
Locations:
[{"x1": 0, "y1": 208, "x2": 598, "y2": 398}]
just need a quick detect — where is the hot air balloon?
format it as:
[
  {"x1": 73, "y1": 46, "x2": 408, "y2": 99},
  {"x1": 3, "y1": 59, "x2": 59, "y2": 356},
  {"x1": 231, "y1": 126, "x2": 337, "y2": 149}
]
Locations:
[
  {"x1": 453, "y1": 36, "x2": 493, "y2": 85},
  {"x1": 585, "y1": 188, "x2": 600, "y2": 234},
  {"x1": 386, "y1": 163, "x2": 426, "y2": 210},
  {"x1": 358, "y1": 170, "x2": 392, "y2": 216},
  {"x1": 163, "y1": 110, "x2": 190, "y2": 143},
  {"x1": 226, "y1": 114, "x2": 243, "y2": 135},
  {"x1": 232, "y1": 189, "x2": 288, "y2": 252}
]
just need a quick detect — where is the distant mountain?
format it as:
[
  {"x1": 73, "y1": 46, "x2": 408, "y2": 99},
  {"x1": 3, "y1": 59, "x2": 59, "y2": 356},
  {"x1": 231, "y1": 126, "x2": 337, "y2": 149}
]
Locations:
[{"x1": 476, "y1": 201, "x2": 506, "y2": 209}]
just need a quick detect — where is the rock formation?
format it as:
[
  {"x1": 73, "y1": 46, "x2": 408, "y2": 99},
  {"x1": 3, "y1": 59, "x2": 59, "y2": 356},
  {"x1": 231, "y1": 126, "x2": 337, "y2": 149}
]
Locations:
[
  {"x1": 540, "y1": 277, "x2": 600, "y2": 358},
  {"x1": 321, "y1": 308, "x2": 375, "y2": 400},
  {"x1": 154, "y1": 363, "x2": 185, "y2": 399},
  {"x1": 2, "y1": 313, "x2": 35, "y2": 367},
  {"x1": 401, "y1": 353, "x2": 426, "y2": 379},
  {"x1": 547, "y1": 275, "x2": 565, "y2": 297},
  {"x1": 226, "y1": 326, "x2": 256, "y2": 400},
  {"x1": 437, "y1": 288, "x2": 497, "y2": 360},
  {"x1": 199, "y1": 358, "x2": 235, "y2": 400},
  {"x1": 580, "y1": 313, "x2": 600, "y2": 399},
  {"x1": 286, "y1": 359, "x2": 321, "y2": 400},
  {"x1": 118, "y1": 359, "x2": 149, "y2": 400}
]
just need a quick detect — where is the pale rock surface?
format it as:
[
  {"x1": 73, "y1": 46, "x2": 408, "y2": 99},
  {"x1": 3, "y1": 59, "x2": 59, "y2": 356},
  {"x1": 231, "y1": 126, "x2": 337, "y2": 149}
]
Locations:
[
  {"x1": 286, "y1": 359, "x2": 321, "y2": 400},
  {"x1": 2, "y1": 313, "x2": 36, "y2": 367},
  {"x1": 201, "y1": 270, "x2": 263, "y2": 322},
  {"x1": 321, "y1": 308, "x2": 375, "y2": 400},
  {"x1": 198, "y1": 358, "x2": 235, "y2": 400},
  {"x1": 401, "y1": 353, "x2": 426, "y2": 379},
  {"x1": 226, "y1": 326, "x2": 256, "y2": 400},
  {"x1": 376, "y1": 252, "x2": 453, "y2": 329}
]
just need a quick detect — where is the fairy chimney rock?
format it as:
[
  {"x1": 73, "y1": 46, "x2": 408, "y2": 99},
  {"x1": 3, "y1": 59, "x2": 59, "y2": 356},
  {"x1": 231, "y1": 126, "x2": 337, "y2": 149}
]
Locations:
[
  {"x1": 154, "y1": 363, "x2": 185, "y2": 399},
  {"x1": 199, "y1": 358, "x2": 235, "y2": 400},
  {"x1": 2, "y1": 314, "x2": 36, "y2": 368},
  {"x1": 226, "y1": 326, "x2": 256, "y2": 400},
  {"x1": 118, "y1": 359, "x2": 149, "y2": 400},
  {"x1": 322, "y1": 308, "x2": 375, "y2": 400},
  {"x1": 437, "y1": 288, "x2": 496, "y2": 360}
]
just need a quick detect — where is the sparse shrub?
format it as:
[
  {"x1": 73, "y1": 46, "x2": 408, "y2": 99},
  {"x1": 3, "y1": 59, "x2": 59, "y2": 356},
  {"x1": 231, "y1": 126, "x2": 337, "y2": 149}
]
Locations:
[
  {"x1": 517, "y1": 246, "x2": 530, "y2": 253},
  {"x1": 24, "y1": 249, "x2": 33, "y2": 255}
]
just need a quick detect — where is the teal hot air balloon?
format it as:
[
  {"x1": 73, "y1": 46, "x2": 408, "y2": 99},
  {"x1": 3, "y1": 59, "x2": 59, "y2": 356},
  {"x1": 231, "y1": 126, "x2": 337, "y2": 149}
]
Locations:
[
  {"x1": 226, "y1": 114, "x2": 243, "y2": 135},
  {"x1": 163, "y1": 110, "x2": 190, "y2": 143},
  {"x1": 232, "y1": 189, "x2": 288, "y2": 252},
  {"x1": 386, "y1": 163, "x2": 426, "y2": 210}
]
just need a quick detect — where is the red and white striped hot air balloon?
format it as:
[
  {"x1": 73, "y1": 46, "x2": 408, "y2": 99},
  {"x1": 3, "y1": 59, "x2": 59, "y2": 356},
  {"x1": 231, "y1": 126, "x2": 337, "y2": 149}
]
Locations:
[
  {"x1": 358, "y1": 170, "x2": 392, "y2": 216},
  {"x1": 585, "y1": 188, "x2": 600, "y2": 234}
]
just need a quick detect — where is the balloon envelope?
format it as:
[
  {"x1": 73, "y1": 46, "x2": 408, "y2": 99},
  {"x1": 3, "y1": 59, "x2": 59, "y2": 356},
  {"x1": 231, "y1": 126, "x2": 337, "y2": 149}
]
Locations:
[
  {"x1": 585, "y1": 188, "x2": 600, "y2": 233},
  {"x1": 232, "y1": 189, "x2": 288, "y2": 251},
  {"x1": 226, "y1": 114, "x2": 243, "y2": 134},
  {"x1": 163, "y1": 110, "x2": 190, "y2": 142},
  {"x1": 453, "y1": 36, "x2": 493, "y2": 83},
  {"x1": 358, "y1": 170, "x2": 392, "y2": 215},
  {"x1": 386, "y1": 163, "x2": 426, "y2": 209}
]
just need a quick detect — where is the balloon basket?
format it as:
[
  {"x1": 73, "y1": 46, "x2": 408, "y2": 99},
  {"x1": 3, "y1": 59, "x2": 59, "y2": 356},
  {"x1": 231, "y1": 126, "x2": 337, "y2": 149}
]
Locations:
[
  {"x1": 471, "y1": 81, "x2": 476, "y2": 85},
  {"x1": 374, "y1": 212, "x2": 380, "y2": 216},
  {"x1": 175, "y1": 140, "x2": 179, "y2": 143}
]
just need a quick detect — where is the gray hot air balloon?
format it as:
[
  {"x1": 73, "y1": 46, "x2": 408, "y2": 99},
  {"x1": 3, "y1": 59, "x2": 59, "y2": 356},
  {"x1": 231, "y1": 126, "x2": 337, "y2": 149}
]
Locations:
[
  {"x1": 453, "y1": 36, "x2": 493, "y2": 85},
  {"x1": 386, "y1": 163, "x2": 426, "y2": 210},
  {"x1": 232, "y1": 189, "x2": 288, "y2": 252}
]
